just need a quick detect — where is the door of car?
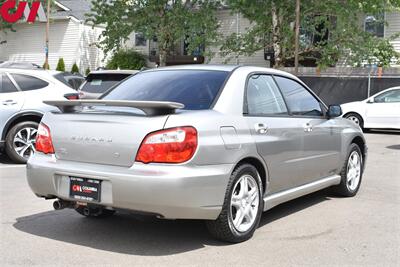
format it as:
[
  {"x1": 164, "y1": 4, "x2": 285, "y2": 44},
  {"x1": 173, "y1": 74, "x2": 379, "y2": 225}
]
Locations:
[
  {"x1": 244, "y1": 74, "x2": 305, "y2": 193},
  {"x1": 274, "y1": 76, "x2": 342, "y2": 185},
  {"x1": 0, "y1": 72, "x2": 25, "y2": 137},
  {"x1": 364, "y1": 89, "x2": 400, "y2": 128},
  {"x1": 9, "y1": 73, "x2": 51, "y2": 105}
]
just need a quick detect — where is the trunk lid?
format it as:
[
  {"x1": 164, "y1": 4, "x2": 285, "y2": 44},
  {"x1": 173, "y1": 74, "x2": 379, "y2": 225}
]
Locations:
[{"x1": 43, "y1": 110, "x2": 169, "y2": 167}]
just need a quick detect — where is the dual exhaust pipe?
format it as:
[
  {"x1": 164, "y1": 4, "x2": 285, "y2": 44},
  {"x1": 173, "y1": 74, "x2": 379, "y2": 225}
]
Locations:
[{"x1": 53, "y1": 199, "x2": 99, "y2": 216}]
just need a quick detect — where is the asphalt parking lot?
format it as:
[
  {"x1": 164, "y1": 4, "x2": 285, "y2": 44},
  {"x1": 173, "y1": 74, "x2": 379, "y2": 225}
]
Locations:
[{"x1": 0, "y1": 131, "x2": 399, "y2": 266}]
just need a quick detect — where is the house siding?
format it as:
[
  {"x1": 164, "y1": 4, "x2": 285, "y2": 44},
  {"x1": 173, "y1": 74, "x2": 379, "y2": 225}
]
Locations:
[
  {"x1": 207, "y1": 10, "x2": 269, "y2": 67},
  {"x1": 0, "y1": 20, "x2": 105, "y2": 73},
  {"x1": 385, "y1": 12, "x2": 400, "y2": 53}
]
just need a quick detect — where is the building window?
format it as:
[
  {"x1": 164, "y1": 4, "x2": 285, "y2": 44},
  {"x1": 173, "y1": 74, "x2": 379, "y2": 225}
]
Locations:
[
  {"x1": 365, "y1": 14, "x2": 384, "y2": 38},
  {"x1": 135, "y1": 33, "x2": 147, "y2": 46}
]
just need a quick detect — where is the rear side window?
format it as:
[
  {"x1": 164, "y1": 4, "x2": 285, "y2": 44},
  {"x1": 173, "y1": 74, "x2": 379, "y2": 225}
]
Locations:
[
  {"x1": 102, "y1": 70, "x2": 229, "y2": 110},
  {"x1": 246, "y1": 75, "x2": 288, "y2": 115},
  {"x1": 275, "y1": 76, "x2": 323, "y2": 117},
  {"x1": 11, "y1": 74, "x2": 49, "y2": 91},
  {"x1": 0, "y1": 73, "x2": 18, "y2": 93},
  {"x1": 81, "y1": 74, "x2": 131, "y2": 94}
]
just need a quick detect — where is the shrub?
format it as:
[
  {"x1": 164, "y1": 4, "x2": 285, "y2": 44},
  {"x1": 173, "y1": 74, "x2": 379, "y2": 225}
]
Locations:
[
  {"x1": 106, "y1": 49, "x2": 146, "y2": 70},
  {"x1": 85, "y1": 68, "x2": 91, "y2": 76},
  {"x1": 71, "y1": 63, "x2": 79, "y2": 74},
  {"x1": 56, "y1": 58, "x2": 65, "y2": 72}
]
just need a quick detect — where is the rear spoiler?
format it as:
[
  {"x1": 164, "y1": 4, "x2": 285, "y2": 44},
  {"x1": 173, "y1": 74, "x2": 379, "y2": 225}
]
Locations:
[{"x1": 43, "y1": 100, "x2": 185, "y2": 116}]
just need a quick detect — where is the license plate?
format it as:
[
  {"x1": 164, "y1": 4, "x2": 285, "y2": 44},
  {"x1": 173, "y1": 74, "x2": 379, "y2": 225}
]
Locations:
[{"x1": 69, "y1": 177, "x2": 101, "y2": 202}]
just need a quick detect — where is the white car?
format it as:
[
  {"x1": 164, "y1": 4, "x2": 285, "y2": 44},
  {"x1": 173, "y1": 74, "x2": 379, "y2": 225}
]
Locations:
[
  {"x1": 0, "y1": 68, "x2": 76, "y2": 163},
  {"x1": 341, "y1": 87, "x2": 400, "y2": 130}
]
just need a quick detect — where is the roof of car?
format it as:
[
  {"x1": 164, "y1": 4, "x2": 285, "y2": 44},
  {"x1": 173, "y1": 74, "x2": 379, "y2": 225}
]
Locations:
[
  {"x1": 89, "y1": 70, "x2": 139, "y2": 75},
  {"x1": 143, "y1": 65, "x2": 299, "y2": 79}
]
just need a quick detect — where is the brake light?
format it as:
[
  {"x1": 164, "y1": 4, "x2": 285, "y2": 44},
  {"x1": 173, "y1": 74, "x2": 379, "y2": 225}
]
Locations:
[
  {"x1": 35, "y1": 123, "x2": 55, "y2": 154},
  {"x1": 136, "y1": 127, "x2": 197, "y2": 164},
  {"x1": 64, "y1": 93, "x2": 79, "y2": 100}
]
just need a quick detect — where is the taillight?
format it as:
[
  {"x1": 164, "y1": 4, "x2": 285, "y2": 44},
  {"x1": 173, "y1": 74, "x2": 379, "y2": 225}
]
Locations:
[
  {"x1": 35, "y1": 123, "x2": 55, "y2": 154},
  {"x1": 136, "y1": 127, "x2": 197, "y2": 164},
  {"x1": 64, "y1": 93, "x2": 79, "y2": 100}
]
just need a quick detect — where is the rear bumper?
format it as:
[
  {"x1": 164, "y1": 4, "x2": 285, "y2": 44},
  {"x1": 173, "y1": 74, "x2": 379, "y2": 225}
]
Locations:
[{"x1": 26, "y1": 153, "x2": 233, "y2": 220}]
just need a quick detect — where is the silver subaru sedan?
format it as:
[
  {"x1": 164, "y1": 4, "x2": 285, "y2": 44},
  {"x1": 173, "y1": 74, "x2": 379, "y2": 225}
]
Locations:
[{"x1": 27, "y1": 65, "x2": 367, "y2": 243}]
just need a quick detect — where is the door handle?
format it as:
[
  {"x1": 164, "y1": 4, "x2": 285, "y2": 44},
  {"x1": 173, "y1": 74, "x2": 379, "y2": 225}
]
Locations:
[
  {"x1": 2, "y1": 100, "x2": 17, "y2": 106},
  {"x1": 255, "y1": 123, "x2": 268, "y2": 134},
  {"x1": 303, "y1": 123, "x2": 313, "y2": 132}
]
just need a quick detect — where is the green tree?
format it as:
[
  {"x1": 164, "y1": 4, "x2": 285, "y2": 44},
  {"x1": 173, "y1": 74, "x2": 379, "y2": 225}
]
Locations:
[
  {"x1": 222, "y1": 0, "x2": 400, "y2": 68},
  {"x1": 71, "y1": 63, "x2": 79, "y2": 73},
  {"x1": 106, "y1": 49, "x2": 146, "y2": 70},
  {"x1": 87, "y1": 0, "x2": 221, "y2": 66},
  {"x1": 85, "y1": 67, "x2": 91, "y2": 76},
  {"x1": 56, "y1": 58, "x2": 65, "y2": 71}
]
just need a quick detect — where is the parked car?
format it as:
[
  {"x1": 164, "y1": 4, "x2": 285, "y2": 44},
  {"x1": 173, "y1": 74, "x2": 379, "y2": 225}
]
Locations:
[
  {"x1": 27, "y1": 65, "x2": 366, "y2": 243},
  {"x1": 341, "y1": 86, "x2": 400, "y2": 130},
  {"x1": 0, "y1": 68, "x2": 76, "y2": 163},
  {"x1": 78, "y1": 70, "x2": 138, "y2": 99},
  {"x1": 0, "y1": 61, "x2": 42, "y2": 69}
]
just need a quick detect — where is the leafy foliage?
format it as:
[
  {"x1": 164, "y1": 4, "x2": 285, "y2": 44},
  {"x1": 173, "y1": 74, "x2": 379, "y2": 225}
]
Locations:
[
  {"x1": 85, "y1": 67, "x2": 91, "y2": 76},
  {"x1": 71, "y1": 63, "x2": 79, "y2": 73},
  {"x1": 87, "y1": 0, "x2": 221, "y2": 66},
  {"x1": 106, "y1": 48, "x2": 146, "y2": 70},
  {"x1": 56, "y1": 58, "x2": 65, "y2": 72},
  {"x1": 223, "y1": 0, "x2": 400, "y2": 68}
]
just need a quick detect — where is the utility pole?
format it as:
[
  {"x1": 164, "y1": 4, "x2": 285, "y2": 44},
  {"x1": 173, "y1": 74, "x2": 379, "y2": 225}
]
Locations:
[
  {"x1": 294, "y1": 0, "x2": 300, "y2": 75},
  {"x1": 44, "y1": 0, "x2": 51, "y2": 69}
]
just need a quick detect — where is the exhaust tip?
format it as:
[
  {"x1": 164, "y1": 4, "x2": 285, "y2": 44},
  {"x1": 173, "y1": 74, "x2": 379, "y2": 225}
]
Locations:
[
  {"x1": 83, "y1": 207, "x2": 91, "y2": 216},
  {"x1": 53, "y1": 200, "x2": 63, "y2": 210}
]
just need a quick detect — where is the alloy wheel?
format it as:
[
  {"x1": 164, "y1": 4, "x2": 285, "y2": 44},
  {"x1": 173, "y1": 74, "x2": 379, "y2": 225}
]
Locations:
[
  {"x1": 13, "y1": 127, "x2": 37, "y2": 159},
  {"x1": 347, "y1": 151, "x2": 361, "y2": 191},
  {"x1": 230, "y1": 174, "x2": 260, "y2": 233}
]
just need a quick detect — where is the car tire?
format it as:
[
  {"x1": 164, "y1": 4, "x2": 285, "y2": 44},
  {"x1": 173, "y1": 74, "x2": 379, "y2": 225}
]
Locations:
[
  {"x1": 5, "y1": 121, "x2": 39, "y2": 164},
  {"x1": 75, "y1": 206, "x2": 116, "y2": 218},
  {"x1": 333, "y1": 143, "x2": 363, "y2": 197},
  {"x1": 344, "y1": 113, "x2": 364, "y2": 129},
  {"x1": 206, "y1": 163, "x2": 263, "y2": 243}
]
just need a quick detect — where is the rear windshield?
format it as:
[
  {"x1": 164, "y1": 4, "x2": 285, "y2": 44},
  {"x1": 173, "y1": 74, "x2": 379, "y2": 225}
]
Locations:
[
  {"x1": 81, "y1": 73, "x2": 132, "y2": 93},
  {"x1": 102, "y1": 70, "x2": 229, "y2": 110}
]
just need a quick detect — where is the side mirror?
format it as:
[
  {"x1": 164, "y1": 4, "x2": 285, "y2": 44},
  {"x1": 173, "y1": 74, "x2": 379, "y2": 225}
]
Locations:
[
  {"x1": 367, "y1": 98, "x2": 374, "y2": 104},
  {"x1": 327, "y1": 105, "x2": 342, "y2": 118}
]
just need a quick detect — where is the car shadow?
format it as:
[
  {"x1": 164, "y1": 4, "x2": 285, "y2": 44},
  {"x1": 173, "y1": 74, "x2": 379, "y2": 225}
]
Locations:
[
  {"x1": 0, "y1": 153, "x2": 14, "y2": 164},
  {"x1": 13, "y1": 190, "x2": 331, "y2": 256}
]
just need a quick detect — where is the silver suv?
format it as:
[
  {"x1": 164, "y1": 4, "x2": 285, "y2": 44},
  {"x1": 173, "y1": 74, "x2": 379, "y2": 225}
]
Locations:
[
  {"x1": 0, "y1": 68, "x2": 76, "y2": 163},
  {"x1": 27, "y1": 66, "x2": 367, "y2": 242}
]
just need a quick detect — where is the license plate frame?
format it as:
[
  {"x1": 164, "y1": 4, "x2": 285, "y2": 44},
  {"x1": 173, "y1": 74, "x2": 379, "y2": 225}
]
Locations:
[{"x1": 69, "y1": 177, "x2": 101, "y2": 202}]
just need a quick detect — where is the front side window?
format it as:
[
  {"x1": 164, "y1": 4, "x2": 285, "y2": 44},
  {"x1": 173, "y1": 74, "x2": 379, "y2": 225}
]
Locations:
[
  {"x1": 246, "y1": 75, "x2": 288, "y2": 115},
  {"x1": 275, "y1": 76, "x2": 323, "y2": 117},
  {"x1": 0, "y1": 73, "x2": 18, "y2": 93},
  {"x1": 11, "y1": 74, "x2": 49, "y2": 91},
  {"x1": 374, "y1": 89, "x2": 400, "y2": 103},
  {"x1": 102, "y1": 70, "x2": 229, "y2": 110}
]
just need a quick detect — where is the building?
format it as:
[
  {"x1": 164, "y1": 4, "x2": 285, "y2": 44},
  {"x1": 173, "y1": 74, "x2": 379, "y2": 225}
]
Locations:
[
  {"x1": 0, "y1": 0, "x2": 105, "y2": 73},
  {"x1": 124, "y1": 9, "x2": 400, "y2": 68}
]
